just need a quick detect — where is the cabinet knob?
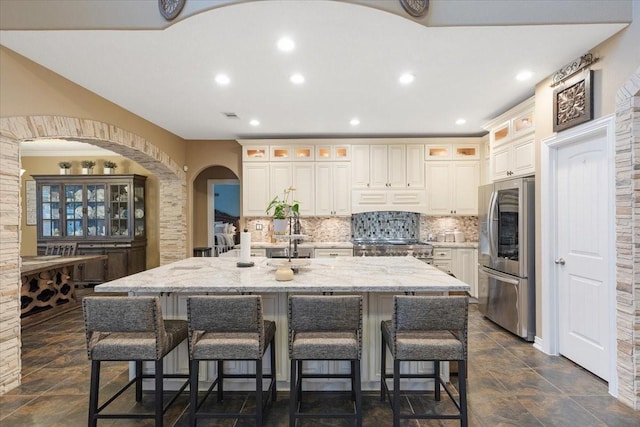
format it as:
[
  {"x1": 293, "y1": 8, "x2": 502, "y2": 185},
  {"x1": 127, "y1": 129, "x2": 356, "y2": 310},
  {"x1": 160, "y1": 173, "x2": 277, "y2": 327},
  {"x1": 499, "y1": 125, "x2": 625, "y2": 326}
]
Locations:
[{"x1": 407, "y1": 183, "x2": 410, "y2": 187}]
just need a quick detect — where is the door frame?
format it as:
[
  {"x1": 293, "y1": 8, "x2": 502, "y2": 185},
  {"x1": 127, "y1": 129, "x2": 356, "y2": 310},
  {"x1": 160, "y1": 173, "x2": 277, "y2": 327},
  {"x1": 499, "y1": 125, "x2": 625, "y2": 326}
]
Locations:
[
  {"x1": 540, "y1": 113, "x2": 617, "y2": 395},
  {"x1": 207, "y1": 179, "x2": 240, "y2": 250}
]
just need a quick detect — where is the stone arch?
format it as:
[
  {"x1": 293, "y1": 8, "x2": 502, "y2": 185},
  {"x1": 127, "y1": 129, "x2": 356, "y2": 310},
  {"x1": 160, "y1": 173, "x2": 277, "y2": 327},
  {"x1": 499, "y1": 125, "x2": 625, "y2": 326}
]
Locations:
[
  {"x1": 0, "y1": 115, "x2": 188, "y2": 265},
  {"x1": 614, "y1": 65, "x2": 640, "y2": 410}
]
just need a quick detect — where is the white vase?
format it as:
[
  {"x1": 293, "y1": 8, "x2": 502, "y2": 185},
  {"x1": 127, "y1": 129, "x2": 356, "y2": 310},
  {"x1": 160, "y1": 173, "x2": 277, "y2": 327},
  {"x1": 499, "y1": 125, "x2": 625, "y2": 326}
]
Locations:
[
  {"x1": 104, "y1": 167, "x2": 112, "y2": 175},
  {"x1": 82, "y1": 167, "x2": 93, "y2": 175},
  {"x1": 273, "y1": 218, "x2": 288, "y2": 235},
  {"x1": 59, "y1": 168, "x2": 70, "y2": 175}
]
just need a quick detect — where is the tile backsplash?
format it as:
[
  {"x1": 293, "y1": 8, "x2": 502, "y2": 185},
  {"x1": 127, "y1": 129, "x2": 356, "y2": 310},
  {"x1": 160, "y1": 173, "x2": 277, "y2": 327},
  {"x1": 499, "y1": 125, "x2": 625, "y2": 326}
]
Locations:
[{"x1": 246, "y1": 213, "x2": 478, "y2": 243}]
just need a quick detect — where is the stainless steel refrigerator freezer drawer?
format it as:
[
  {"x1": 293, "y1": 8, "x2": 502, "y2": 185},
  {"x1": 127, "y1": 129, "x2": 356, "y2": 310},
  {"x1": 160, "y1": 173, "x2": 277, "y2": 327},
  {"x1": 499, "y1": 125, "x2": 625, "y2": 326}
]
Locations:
[{"x1": 478, "y1": 266, "x2": 535, "y2": 341}]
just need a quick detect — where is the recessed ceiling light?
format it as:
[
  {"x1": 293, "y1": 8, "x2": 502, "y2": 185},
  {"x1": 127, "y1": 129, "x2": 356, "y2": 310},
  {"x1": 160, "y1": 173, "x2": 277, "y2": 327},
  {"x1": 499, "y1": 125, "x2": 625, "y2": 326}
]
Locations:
[
  {"x1": 455, "y1": 118, "x2": 466, "y2": 125},
  {"x1": 215, "y1": 73, "x2": 230, "y2": 85},
  {"x1": 399, "y1": 73, "x2": 415, "y2": 85},
  {"x1": 516, "y1": 70, "x2": 533, "y2": 81},
  {"x1": 350, "y1": 118, "x2": 360, "y2": 126},
  {"x1": 277, "y1": 37, "x2": 295, "y2": 52},
  {"x1": 249, "y1": 119, "x2": 260, "y2": 127},
  {"x1": 290, "y1": 73, "x2": 305, "y2": 84}
]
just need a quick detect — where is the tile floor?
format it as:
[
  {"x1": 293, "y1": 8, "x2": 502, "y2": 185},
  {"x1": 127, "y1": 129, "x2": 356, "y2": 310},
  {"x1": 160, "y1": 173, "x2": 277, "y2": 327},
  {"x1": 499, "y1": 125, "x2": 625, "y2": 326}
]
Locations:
[{"x1": 1, "y1": 298, "x2": 639, "y2": 426}]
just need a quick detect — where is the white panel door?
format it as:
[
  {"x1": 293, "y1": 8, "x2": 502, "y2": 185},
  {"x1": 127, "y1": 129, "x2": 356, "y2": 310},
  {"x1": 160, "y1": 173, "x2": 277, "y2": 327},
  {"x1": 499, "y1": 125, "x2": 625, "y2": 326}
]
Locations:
[
  {"x1": 557, "y1": 134, "x2": 610, "y2": 380},
  {"x1": 315, "y1": 163, "x2": 333, "y2": 215},
  {"x1": 332, "y1": 163, "x2": 351, "y2": 215},
  {"x1": 406, "y1": 144, "x2": 425, "y2": 188},
  {"x1": 351, "y1": 145, "x2": 370, "y2": 188},
  {"x1": 270, "y1": 163, "x2": 292, "y2": 197},
  {"x1": 242, "y1": 163, "x2": 270, "y2": 216}
]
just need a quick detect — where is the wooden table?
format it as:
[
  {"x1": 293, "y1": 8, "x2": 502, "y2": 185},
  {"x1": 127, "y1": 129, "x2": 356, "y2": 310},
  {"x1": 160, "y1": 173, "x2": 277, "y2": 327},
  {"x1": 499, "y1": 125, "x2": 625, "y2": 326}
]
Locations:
[{"x1": 21, "y1": 255, "x2": 107, "y2": 326}]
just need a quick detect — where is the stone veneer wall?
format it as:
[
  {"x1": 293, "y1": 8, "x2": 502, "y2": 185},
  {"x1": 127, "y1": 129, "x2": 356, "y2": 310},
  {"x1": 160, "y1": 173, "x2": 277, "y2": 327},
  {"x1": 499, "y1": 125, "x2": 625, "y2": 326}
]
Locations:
[
  {"x1": 615, "y1": 66, "x2": 640, "y2": 410},
  {"x1": 0, "y1": 134, "x2": 21, "y2": 393},
  {"x1": 245, "y1": 214, "x2": 478, "y2": 243},
  {"x1": 0, "y1": 116, "x2": 187, "y2": 393}
]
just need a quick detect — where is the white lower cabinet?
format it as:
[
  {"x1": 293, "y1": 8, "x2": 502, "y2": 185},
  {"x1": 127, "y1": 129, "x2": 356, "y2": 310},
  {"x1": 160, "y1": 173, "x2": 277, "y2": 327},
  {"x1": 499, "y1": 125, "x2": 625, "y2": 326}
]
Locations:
[
  {"x1": 314, "y1": 248, "x2": 353, "y2": 258},
  {"x1": 431, "y1": 246, "x2": 478, "y2": 298},
  {"x1": 451, "y1": 248, "x2": 478, "y2": 298}
]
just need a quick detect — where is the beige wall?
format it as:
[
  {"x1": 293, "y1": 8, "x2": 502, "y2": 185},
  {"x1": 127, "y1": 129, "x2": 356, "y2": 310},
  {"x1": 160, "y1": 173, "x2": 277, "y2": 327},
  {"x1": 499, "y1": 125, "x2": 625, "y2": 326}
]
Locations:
[
  {"x1": 533, "y1": 2, "x2": 640, "y2": 336},
  {"x1": 19, "y1": 156, "x2": 160, "y2": 267},
  {"x1": 0, "y1": 47, "x2": 186, "y2": 166}
]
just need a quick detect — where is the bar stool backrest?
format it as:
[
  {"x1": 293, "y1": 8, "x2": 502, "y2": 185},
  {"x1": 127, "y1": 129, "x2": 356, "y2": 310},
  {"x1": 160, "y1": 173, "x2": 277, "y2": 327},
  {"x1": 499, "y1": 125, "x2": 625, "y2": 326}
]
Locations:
[
  {"x1": 83, "y1": 296, "x2": 167, "y2": 360},
  {"x1": 188, "y1": 295, "x2": 262, "y2": 332},
  {"x1": 394, "y1": 295, "x2": 468, "y2": 331},
  {"x1": 289, "y1": 295, "x2": 362, "y2": 332}
]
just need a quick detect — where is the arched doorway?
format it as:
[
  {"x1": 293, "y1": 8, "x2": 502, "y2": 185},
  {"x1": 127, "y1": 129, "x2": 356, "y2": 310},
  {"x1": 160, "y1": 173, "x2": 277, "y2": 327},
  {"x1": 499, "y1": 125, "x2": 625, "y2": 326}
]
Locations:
[{"x1": 192, "y1": 166, "x2": 239, "y2": 255}]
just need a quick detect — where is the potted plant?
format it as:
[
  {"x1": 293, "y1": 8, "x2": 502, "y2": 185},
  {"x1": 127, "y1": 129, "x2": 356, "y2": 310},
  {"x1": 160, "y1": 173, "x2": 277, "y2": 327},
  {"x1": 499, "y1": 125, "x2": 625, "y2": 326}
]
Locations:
[
  {"x1": 58, "y1": 161, "x2": 72, "y2": 175},
  {"x1": 266, "y1": 187, "x2": 299, "y2": 235},
  {"x1": 103, "y1": 160, "x2": 117, "y2": 174},
  {"x1": 81, "y1": 160, "x2": 96, "y2": 175}
]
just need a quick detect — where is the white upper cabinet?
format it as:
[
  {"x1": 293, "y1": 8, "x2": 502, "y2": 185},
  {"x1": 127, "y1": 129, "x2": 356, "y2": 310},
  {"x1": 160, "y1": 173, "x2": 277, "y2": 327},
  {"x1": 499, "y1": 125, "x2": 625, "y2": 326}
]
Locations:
[
  {"x1": 426, "y1": 161, "x2": 479, "y2": 215},
  {"x1": 483, "y1": 97, "x2": 535, "y2": 181},
  {"x1": 270, "y1": 146, "x2": 315, "y2": 161},
  {"x1": 269, "y1": 163, "x2": 315, "y2": 216},
  {"x1": 425, "y1": 143, "x2": 480, "y2": 161},
  {"x1": 315, "y1": 144, "x2": 350, "y2": 161},
  {"x1": 351, "y1": 143, "x2": 424, "y2": 189},
  {"x1": 242, "y1": 163, "x2": 270, "y2": 216},
  {"x1": 242, "y1": 145, "x2": 270, "y2": 161},
  {"x1": 315, "y1": 163, "x2": 351, "y2": 216}
]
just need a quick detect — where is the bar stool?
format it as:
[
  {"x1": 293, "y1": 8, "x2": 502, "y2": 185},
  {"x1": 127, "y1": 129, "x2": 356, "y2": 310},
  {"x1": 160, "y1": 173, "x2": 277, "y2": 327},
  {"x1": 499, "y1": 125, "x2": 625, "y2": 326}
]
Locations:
[
  {"x1": 82, "y1": 296, "x2": 190, "y2": 427},
  {"x1": 381, "y1": 295, "x2": 469, "y2": 427},
  {"x1": 288, "y1": 295, "x2": 363, "y2": 427},
  {"x1": 186, "y1": 295, "x2": 276, "y2": 426}
]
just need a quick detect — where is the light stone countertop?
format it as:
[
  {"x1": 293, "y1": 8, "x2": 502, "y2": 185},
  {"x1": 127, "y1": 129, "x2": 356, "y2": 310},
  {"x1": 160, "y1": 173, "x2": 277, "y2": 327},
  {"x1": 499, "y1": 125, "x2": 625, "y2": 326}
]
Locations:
[{"x1": 95, "y1": 256, "x2": 469, "y2": 294}]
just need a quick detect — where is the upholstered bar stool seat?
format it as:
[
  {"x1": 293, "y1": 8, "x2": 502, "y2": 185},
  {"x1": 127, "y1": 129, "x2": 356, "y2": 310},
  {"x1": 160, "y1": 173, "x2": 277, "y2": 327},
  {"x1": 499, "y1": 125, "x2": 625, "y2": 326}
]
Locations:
[
  {"x1": 187, "y1": 295, "x2": 276, "y2": 426},
  {"x1": 288, "y1": 295, "x2": 363, "y2": 427},
  {"x1": 83, "y1": 296, "x2": 190, "y2": 427},
  {"x1": 381, "y1": 295, "x2": 469, "y2": 427}
]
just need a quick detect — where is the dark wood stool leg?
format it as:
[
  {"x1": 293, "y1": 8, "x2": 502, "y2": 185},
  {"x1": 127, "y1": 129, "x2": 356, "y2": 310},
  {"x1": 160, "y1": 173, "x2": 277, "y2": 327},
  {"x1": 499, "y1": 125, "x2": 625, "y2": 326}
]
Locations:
[
  {"x1": 155, "y1": 359, "x2": 164, "y2": 427},
  {"x1": 217, "y1": 360, "x2": 224, "y2": 401},
  {"x1": 256, "y1": 359, "x2": 263, "y2": 426},
  {"x1": 88, "y1": 360, "x2": 100, "y2": 427},
  {"x1": 459, "y1": 360, "x2": 468, "y2": 427},
  {"x1": 354, "y1": 360, "x2": 362, "y2": 427},
  {"x1": 297, "y1": 360, "x2": 303, "y2": 405},
  {"x1": 135, "y1": 360, "x2": 143, "y2": 402},
  {"x1": 393, "y1": 359, "x2": 401, "y2": 427},
  {"x1": 270, "y1": 337, "x2": 277, "y2": 402},
  {"x1": 189, "y1": 359, "x2": 199, "y2": 427},
  {"x1": 289, "y1": 359, "x2": 298, "y2": 427},
  {"x1": 434, "y1": 361, "x2": 441, "y2": 401}
]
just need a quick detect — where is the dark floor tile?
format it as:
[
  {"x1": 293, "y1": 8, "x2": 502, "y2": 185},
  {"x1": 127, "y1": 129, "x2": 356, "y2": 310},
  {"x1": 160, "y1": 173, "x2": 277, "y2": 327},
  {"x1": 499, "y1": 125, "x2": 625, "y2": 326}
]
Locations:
[
  {"x1": 534, "y1": 363, "x2": 609, "y2": 396},
  {"x1": 470, "y1": 395, "x2": 543, "y2": 427},
  {"x1": 572, "y1": 395, "x2": 640, "y2": 426},
  {"x1": 517, "y1": 395, "x2": 606, "y2": 426},
  {"x1": 487, "y1": 367, "x2": 563, "y2": 396},
  {"x1": 0, "y1": 394, "x2": 37, "y2": 420}
]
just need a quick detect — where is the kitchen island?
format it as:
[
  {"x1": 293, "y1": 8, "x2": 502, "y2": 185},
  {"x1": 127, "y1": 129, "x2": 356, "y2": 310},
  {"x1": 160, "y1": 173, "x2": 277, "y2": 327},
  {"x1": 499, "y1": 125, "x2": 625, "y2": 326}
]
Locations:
[{"x1": 95, "y1": 256, "x2": 469, "y2": 391}]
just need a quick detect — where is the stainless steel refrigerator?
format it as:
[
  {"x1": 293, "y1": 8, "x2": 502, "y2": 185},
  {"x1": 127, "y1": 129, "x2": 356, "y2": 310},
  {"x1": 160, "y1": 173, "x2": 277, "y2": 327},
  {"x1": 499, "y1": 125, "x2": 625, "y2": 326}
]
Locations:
[{"x1": 478, "y1": 176, "x2": 535, "y2": 341}]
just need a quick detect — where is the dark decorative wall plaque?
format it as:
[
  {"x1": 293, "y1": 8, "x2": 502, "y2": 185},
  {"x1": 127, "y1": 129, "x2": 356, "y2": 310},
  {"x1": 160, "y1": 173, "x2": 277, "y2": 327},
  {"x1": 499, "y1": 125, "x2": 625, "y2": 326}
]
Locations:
[
  {"x1": 553, "y1": 70, "x2": 593, "y2": 132},
  {"x1": 399, "y1": 0, "x2": 429, "y2": 17}
]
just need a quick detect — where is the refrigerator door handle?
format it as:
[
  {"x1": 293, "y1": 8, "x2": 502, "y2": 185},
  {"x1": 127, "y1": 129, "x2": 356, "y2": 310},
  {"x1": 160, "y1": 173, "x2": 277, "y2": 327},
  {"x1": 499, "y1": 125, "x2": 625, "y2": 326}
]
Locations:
[
  {"x1": 487, "y1": 191, "x2": 498, "y2": 263},
  {"x1": 480, "y1": 266, "x2": 520, "y2": 285}
]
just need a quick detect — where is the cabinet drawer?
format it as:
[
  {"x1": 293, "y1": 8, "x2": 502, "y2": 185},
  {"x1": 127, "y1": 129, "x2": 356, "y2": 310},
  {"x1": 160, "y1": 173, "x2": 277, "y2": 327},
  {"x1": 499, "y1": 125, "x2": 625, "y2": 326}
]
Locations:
[
  {"x1": 250, "y1": 248, "x2": 267, "y2": 257},
  {"x1": 314, "y1": 248, "x2": 353, "y2": 258},
  {"x1": 432, "y1": 248, "x2": 452, "y2": 259},
  {"x1": 432, "y1": 260, "x2": 453, "y2": 272}
]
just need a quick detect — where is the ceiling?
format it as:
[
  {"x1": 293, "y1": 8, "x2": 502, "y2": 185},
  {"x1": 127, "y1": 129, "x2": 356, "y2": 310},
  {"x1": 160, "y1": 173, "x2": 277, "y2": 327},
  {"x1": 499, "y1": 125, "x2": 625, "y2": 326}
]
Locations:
[{"x1": 0, "y1": 0, "x2": 629, "y2": 143}]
